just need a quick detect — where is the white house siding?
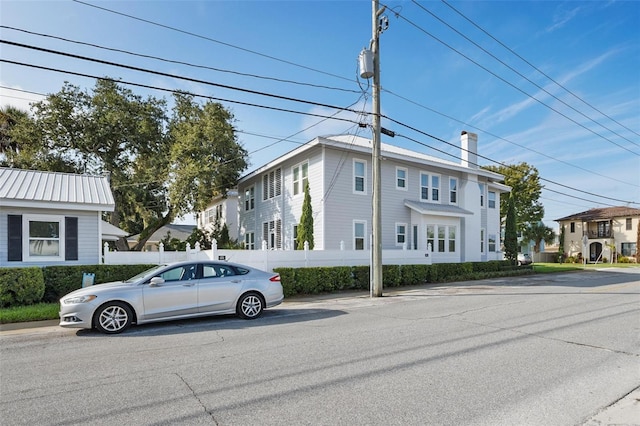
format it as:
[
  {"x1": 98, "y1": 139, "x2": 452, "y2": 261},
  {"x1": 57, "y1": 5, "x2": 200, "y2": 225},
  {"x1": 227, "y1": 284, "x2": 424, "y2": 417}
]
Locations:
[
  {"x1": 0, "y1": 207, "x2": 100, "y2": 267},
  {"x1": 235, "y1": 134, "x2": 509, "y2": 264},
  {"x1": 321, "y1": 146, "x2": 372, "y2": 250}
]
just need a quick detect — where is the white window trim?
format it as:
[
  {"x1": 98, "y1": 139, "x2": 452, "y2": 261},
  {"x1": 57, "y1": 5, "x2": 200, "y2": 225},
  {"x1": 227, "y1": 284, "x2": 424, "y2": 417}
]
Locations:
[
  {"x1": 244, "y1": 231, "x2": 255, "y2": 250},
  {"x1": 396, "y1": 167, "x2": 408, "y2": 191},
  {"x1": 23, "y1": 214, "x2": 65, "y2": 262},
  {"x1": 244, "y1": 186, "x2": 255, "y2": 211},
  {"x1": 353, "y1": 159, "x2": 367, "y2": 195},
  {"x1": 354, "y1": 220, "x2": 367, "y2": 250},
  {"x1": 488, "y1": 233, "x2": 497, "y2": 252},
  {"x1": 488, "y1": 191, "x2": 496, "y2": 209},
  {"x1": 395, "y1": 222, "x2": 407, "y2": 247},
  {"x1": 479, "y1": 183, "x2": 485, "y2": 208},
  {"x1": 480, "y1": 228, "x2": 485, "y2": 254},
  {"x1": 431, "y1": 173, "x2": 441, "y2": 203},
  {"x1": 420, "y1": 171, "x2": 429, "y2": 201},
  {"x1": 449, "y1": 177, "x2": 458, "y2": 205},
  {"x1": 292, "y1": 161, "x2": 309, "y2": 197}
]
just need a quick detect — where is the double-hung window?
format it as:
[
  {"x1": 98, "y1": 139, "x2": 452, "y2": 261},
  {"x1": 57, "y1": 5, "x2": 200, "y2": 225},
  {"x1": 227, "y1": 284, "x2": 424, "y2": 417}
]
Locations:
[
  {"x1": 479, "y1": 183, "x2": 485, "y2": 207},
  {"x1": 396, "y1": 167, "x2": 407, "y2": 190},
  {"x1": 488, "y1": 191, "x2": 496, "y2": 209},
  {"x1": 244, "y1": 186, "x2": 255, "y2": 211},
  {"x1": 354, "y1": 221, "x2": 366, "y2": 250},
  {"x1": 431, "y1": 175, "x2": 440, "y2": 201},
  {"x1": 449, "y1": 178, "x2": 458, "y2": 204},
  {"x1": 354, "y1": 159, "x2": 366, "y2": 194},
  {"x1": 420, "y1": 173, "x2": 429, "y2": 201},
  {"x1": 293, "y1": 162, "x2": 308, "y2": 196},
  {"x1": 488, "y1": 234, "x2": 497, "y2": 252},
  {"x1": 396, "y1": 223, "x2": 407, "y2": 246},
  {"x1": 244, "y1": 232, "x2": 255, "y2": 250}
]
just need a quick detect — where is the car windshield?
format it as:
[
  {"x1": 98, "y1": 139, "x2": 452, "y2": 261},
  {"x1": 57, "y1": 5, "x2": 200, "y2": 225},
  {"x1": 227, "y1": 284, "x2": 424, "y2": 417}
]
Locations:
[{"x1": 124, "y1": 264, "x2": 169, "y2": 283}]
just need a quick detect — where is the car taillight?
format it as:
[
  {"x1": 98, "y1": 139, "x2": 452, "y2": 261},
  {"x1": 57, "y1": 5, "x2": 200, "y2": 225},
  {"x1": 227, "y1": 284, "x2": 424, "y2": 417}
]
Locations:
[{"x1": 269, "y1": 275, "x2": 281, "y2": 282}]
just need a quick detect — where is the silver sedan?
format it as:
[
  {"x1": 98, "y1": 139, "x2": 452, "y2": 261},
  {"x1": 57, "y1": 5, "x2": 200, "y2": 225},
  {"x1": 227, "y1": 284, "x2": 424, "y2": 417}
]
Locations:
[{"x1": 59, "y1": 261, "x2": 284, "y2": 334}]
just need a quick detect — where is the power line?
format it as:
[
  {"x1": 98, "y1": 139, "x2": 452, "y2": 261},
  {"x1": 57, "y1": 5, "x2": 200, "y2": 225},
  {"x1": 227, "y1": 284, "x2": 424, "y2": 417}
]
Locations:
[
  {"x1": 3, "y1": 56, "x2": 636, "y2": 206},
  {"x1": 386, "y1": 116, "x2": 639, "y2": 205},
  {"x1": 39, "y1": 3, "x2": 635, "y2": 186},
  {"x1": 0, "y1": 40, "x2": 370, "y2": 118},
  {"x1": 382, "y1": 88, "x2": 639, "y2": 189},
  {"x1": 386, "y1": 4, "x2": 640, "y2": 156},
  {"x1": 71, "y1": 0, "x2": 355, "y2": 84},
  {"x1": 0, "y1": 25, "x2": 360, "y2": 96},
  {"x1": 408, "y1": 0, "x2": 640, "y2": 148},
  {"x1": 0, "y1": 58, "x2": 364, "y2": 126},
  {"x1": 440, "y1": 0, "x2": 640, "y2": 139}
]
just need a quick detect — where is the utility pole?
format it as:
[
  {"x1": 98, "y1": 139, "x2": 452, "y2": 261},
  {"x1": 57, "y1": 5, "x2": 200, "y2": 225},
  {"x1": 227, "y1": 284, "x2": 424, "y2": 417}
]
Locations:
[{"x1": 371, "y1": 0, "x2": 384, "y2": 297}]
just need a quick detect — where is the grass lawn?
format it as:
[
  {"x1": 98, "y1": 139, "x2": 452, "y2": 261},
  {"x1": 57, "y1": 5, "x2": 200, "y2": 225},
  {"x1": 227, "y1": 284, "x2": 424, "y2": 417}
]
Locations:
[
  {"x1": 0, "y1": 303, "x2": 59, "y2": 324},
  {"x1": 534, "y1": 262, "x2": 639, "y2": 273}
]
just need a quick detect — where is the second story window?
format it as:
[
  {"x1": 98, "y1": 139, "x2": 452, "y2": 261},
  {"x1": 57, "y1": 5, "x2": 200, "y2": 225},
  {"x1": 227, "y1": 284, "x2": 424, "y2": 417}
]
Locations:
[
  {"x1": 396, "y1": 167, "x2": 407, "y2": 190},
  {"x1": 488, "y1": 191, "x2": 496, "y2": 209},
  {"x1": 479, "y1": 183, "x2": 485, "y2": 207},
  {"x1": 293, "y1": 162, "x2": 309, "y2": 196},
  {"x1": 244, "y1": 186, "x2": 255, "y2": 211},
  {"x1": 431, "y1": 175, "x2": 440, "y2": 202},
  {"x1": 449, "y1": 178, "x2": 457, "y2": 204},
  {"x1": 626, "y1": 218, "x2": 632, "y2": 230},
  {"x1": 262, "y1": 168, "x2": 282, "y2": 201},
  {"x1": 354, "y1": 159, "x2": 366, "y2": 194},
  {"x1": 570, "y1": 222, "x2": 575, "y2": 233}
]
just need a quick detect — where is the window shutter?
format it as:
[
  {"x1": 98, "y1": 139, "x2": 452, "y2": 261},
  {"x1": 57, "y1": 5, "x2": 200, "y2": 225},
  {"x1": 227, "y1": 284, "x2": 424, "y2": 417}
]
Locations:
[
  {"x1": 7, "y1": 215, "x2": 22, "y2": 261},
  {"x1": 65, "y1": 217, "x2": 78, "y2": 261},
  {"x1": 275, "y1": 168, "x2": 282, "y2": 196}
]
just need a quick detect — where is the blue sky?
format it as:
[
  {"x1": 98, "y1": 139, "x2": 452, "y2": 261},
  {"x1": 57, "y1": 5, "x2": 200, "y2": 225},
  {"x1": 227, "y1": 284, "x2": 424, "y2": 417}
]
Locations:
[{"x1": 1, "y1": 0, "x2": 639, "y2": 229}]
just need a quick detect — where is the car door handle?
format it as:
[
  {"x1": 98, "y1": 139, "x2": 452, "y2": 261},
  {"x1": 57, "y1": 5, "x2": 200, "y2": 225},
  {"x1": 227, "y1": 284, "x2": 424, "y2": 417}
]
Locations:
[
  {"x1": 182, "y1": 283, "x2": 195, "y2": 287},
  {"x1": 231, "y1": 280, "x2": 241, "y2": 283}
]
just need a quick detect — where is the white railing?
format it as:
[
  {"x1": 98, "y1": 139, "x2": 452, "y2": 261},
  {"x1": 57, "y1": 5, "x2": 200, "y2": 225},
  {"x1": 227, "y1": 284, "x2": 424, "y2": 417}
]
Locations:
[{"x1": 104, "y1": 240, "x2": 432, "y2": 272}]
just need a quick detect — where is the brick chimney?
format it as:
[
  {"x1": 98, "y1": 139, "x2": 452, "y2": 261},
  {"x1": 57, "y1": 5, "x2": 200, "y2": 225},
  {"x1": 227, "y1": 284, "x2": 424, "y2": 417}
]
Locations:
[{"x1": 461, "y1": 131, "x2": 478, "y2": 169}]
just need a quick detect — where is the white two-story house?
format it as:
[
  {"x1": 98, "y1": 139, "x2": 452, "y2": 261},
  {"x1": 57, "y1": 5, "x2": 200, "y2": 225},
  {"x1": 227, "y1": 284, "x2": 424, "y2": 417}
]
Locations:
[{"x1": 234, "y1": 131, "x2": 509, "y2": 263}]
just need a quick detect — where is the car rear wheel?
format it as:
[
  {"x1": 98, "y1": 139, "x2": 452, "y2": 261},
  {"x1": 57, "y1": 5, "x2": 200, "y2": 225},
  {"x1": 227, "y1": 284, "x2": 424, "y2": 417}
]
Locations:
[
  {"x1": 237, "y1": 293, "x2": 264, "y2": 319},
  {"x1": 94, "y1": 302, "x2": 132, "y2": 334}
]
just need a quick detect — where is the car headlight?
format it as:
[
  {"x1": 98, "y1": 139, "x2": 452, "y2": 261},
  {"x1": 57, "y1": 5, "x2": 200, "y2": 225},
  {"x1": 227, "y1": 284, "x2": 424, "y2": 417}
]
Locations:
[{"x1": 63, "y1": 295, "x2": 97, "y2": 304}]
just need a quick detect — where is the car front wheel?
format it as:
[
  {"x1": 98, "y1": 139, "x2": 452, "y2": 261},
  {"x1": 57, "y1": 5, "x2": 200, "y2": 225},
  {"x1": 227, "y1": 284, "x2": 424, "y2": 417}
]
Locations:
[
  {"x1": 94, "y1": 302, "x2": 133, "y2": 334},
  {"x1": 237, "y1": 293, "x2": 264, "y2": 319}
]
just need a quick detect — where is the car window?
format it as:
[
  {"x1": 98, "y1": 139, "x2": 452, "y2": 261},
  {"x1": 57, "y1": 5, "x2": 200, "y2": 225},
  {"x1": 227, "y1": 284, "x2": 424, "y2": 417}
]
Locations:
[
  {"x1": 202, "y1": 264, "x2": 237, "y2": 278},
  {"x1": 158, "y1": 265, "x2": 197, "y2": 282}
]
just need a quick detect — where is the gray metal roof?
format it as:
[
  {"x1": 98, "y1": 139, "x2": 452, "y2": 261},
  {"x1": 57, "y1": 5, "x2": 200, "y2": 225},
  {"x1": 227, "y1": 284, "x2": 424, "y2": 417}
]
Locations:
[
  {"x1": 404, "y1": 199, "x2": 473, "y2": 217},
  {"x1": 0, "y1": 167, "x2": 115, "y2": 211}
]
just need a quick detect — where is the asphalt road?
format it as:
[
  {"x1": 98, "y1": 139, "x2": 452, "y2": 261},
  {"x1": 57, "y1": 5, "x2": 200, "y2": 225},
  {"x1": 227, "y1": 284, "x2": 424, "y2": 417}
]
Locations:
[{"x1": 1, "y1": 269, "x2": 639, "y2": 426}]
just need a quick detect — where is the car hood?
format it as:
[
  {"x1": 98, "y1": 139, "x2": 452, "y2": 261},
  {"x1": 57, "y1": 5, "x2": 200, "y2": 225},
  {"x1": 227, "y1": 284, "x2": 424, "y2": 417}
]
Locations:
[{"x1": 61, "y1": 280, "x2": 137, "y2": 300}]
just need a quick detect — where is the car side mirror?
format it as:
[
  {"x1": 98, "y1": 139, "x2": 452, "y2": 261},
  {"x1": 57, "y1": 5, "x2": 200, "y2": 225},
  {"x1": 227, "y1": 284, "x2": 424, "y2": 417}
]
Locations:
[{"x1": 149, "y1": 277, "x2": 165, "y2": 287}]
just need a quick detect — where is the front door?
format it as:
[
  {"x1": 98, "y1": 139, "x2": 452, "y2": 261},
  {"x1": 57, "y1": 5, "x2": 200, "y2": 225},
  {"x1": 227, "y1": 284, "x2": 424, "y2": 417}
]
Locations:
[{"x1": 590, "y1": 242, "x2": 603, "y2": 262}]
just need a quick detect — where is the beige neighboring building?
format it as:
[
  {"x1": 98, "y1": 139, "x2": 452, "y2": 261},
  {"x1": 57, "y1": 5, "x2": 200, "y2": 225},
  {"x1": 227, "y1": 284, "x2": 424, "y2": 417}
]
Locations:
[{"x1": 556, "y1": 206, "x2": 640, "y2": 262}]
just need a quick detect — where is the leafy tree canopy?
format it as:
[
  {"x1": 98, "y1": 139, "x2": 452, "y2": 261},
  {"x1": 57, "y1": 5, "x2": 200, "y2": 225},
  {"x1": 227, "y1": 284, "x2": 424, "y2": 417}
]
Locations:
[
  {"x1": 3, "y1": 80, "x2": 248, "y2": 250},
  {"x1": 483, "y1": 162, "x2": 544, "y2": 232},
  {"x1": 523, "y1": 222, "x2": 555, "y2": 253}
]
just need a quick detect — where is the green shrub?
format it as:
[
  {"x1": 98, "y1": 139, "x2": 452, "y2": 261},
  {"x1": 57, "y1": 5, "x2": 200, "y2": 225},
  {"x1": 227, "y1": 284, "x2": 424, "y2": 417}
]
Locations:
[
  {"x1": 382, "y1": 265, "x2": 402, "y2": 287},
  {"x1": 565, "y1": 256, "x2": 576, "y2": 264},
  {"x1": 274, "y1": 267, "x2": 296, "y2": 297},
  {"x1": 618, "y1": 256, "x2": 634, "y2": 264},
  {"x1": 400, "y1": 264, "x2": 428, "y2": 286},
  {"x1": 0, "y1": 267, "x2": 45, "y2": 308},
  {"x1": 42, "y1": 264, "x2": 155, "y2": 302},
  {"x1": 352, "y1": 266, "x2": 370, "y2": 290}
]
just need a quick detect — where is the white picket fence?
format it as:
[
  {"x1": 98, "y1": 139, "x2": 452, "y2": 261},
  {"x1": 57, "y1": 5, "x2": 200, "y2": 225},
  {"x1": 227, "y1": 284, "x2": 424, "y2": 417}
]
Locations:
[{"x1": 103, "y1": 241, "x2": 433, "y2": 272}]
